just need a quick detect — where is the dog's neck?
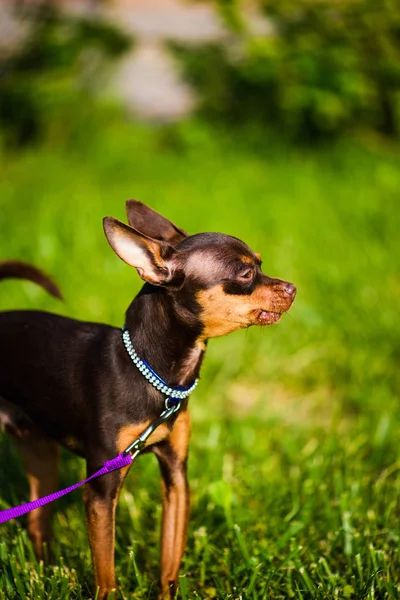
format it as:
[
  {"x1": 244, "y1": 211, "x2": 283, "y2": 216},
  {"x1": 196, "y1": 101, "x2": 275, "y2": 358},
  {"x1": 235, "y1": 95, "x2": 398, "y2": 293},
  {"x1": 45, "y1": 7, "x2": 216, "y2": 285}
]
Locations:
[{"x1": 124, "y1": 284, "x2": 206, "y2": 387}]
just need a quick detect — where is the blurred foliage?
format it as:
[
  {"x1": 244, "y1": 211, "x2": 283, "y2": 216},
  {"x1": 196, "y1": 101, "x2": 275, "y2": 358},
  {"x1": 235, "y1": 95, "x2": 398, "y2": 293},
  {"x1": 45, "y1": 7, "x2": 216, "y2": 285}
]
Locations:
[
  {"x1": 0, "y1": 2, "x2": 131, "y2": 147},
  {"x1": 173, "y1": 0, "x2": 400, "y2": 142}
]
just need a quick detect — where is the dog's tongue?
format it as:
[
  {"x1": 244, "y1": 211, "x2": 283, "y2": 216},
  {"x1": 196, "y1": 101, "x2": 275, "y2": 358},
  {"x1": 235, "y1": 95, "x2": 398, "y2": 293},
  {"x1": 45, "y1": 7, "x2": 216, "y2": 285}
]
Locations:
[{"x1": 258, "y1": 311, "x2": 281, "y2": 325}]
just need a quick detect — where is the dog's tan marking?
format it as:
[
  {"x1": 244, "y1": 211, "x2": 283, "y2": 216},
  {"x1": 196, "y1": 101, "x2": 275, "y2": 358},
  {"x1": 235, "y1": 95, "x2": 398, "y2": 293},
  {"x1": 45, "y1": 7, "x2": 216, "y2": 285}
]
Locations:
[
  {"x1": 240, "y1": 255, "x2": 254, "y2": 265},
  {"x1": 169, "y1": 410, "x2": 191, "y2": 462},
  {"x1": 254, "y1": 252, "x2": 262, "y2": 264},
  {"x1": 117, "y1": 421, "x2": 171, "y2": 455},
  {"x1": 117, "y1": 410, "x2": 191, "y2": 458},
  {"x1": 197, "y1": 281, "x2": 292, "y2": 339}
]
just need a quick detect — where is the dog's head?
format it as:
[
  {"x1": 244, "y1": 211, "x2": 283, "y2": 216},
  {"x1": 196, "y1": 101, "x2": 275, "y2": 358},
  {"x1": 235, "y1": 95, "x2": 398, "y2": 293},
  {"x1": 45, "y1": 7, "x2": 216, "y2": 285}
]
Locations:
[{"x1": 103, "y1": 201, "x2": 296, "y2": 339}]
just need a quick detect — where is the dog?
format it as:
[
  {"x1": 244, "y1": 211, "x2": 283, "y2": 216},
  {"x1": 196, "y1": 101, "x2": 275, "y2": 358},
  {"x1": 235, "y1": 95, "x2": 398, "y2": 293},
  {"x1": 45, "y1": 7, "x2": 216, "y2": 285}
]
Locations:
[{"x1": 0, "y1": 200, "x2": 296, "y2": 599}]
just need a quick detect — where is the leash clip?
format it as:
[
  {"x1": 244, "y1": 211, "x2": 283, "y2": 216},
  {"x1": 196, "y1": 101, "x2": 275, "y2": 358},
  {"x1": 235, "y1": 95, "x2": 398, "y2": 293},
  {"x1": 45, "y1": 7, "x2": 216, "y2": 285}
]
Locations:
[
  {"x1": 122, "y1": 399, "x2": 181, "y2": 457},
  {"x1": 165, "y1": 396, "x2": 181, "y2": 411}
]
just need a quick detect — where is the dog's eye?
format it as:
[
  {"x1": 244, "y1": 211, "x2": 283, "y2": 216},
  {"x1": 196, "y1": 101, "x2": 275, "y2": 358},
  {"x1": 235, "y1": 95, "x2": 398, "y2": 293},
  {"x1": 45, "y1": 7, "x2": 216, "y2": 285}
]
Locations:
[{"x1": 239, "y1": 269, "x2": 253, "y2": 280}]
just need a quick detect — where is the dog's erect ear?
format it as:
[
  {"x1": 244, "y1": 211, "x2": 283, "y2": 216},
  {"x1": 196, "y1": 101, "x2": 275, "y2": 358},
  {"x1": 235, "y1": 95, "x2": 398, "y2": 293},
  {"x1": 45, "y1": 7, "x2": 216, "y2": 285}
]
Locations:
[
  {"x1": 103, "y1": 217, "x2": 183, "y2": 287},
  {"x1": 125, "y1": 200, "x2": 187, "y2": 246}
]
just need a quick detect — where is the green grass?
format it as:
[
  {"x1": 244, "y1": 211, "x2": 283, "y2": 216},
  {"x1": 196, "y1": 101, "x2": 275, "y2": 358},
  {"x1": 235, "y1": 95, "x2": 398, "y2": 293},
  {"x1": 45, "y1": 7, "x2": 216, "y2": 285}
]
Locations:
[{"x1": 0, "y1": 117, "x2": 399, "y2": 599}]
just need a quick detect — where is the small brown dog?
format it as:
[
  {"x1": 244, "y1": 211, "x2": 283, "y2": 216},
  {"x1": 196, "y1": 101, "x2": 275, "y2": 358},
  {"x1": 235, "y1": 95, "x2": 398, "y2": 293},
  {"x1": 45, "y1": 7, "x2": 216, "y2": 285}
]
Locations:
[{"x1": 0, "y1": 201, "x2": 296, "y2": 598}]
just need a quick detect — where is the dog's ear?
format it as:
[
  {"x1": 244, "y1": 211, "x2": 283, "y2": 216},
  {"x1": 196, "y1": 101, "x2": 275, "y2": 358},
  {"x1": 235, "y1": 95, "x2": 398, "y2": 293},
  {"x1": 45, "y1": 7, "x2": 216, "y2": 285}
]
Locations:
[
  {"x1": 125, "y1": 200, "x2": 187, "y2": 246},
  {"x1": 103, "y1": 217, "x2": 183, "y2": 287}
]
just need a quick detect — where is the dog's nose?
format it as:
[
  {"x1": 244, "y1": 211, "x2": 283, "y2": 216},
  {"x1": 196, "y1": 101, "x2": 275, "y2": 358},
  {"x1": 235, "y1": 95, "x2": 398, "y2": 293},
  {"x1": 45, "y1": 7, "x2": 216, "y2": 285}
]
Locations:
[{"x1": 284, "y1": 283, "x2": 297, "y2": 299}]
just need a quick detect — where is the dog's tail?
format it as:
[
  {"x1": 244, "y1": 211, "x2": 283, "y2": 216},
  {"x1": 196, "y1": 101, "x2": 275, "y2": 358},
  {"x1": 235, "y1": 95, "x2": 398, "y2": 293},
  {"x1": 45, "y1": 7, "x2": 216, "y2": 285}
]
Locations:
[{"x1": 0, "y1": 261, "x2": 62, "y2": 300}]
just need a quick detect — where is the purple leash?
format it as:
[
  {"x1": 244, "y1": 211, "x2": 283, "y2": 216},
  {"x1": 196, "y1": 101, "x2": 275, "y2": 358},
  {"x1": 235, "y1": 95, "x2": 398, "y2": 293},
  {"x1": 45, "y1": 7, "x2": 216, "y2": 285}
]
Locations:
[
  {"x1": 0, "y1": 326, "x2": 196, "y2": 526},
  {"x1": 0, "y1": 398, "x2": 184, "y2": 527},
  {"x1": 0, "y1": 452, "x2": 133, "y2": 524},
  {"x1": 0, "y1": 395, "x2": 184, "y2": 525}
]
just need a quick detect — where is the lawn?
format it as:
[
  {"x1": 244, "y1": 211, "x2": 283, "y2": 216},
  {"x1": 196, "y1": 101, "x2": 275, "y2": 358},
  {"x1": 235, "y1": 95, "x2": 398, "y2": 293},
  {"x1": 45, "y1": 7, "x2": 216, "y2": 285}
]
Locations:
[{"x1": 0, "y1": 118, "x2": 399, "y2": 599}]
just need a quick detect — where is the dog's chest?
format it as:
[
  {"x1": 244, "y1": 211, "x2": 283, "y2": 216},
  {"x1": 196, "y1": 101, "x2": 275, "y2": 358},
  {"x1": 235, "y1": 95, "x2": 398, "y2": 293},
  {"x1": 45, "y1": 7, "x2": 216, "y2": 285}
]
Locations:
[{"x1": 116, "y1": 420, "x2": 171, "y2": 455}]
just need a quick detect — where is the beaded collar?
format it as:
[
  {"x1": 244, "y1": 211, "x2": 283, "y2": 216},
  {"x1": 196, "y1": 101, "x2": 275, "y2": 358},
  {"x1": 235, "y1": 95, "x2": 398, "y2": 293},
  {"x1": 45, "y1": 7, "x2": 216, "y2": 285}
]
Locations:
[{"x1": 122, "y1": 327, "x2": 198, "y2": 403}]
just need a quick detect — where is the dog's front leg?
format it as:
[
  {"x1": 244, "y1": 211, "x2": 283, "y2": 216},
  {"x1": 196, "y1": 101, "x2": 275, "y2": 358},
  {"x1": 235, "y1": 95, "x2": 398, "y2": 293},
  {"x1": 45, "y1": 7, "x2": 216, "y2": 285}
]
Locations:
[
  {"x1": 83, "y1": 462, "x2": 130, "y2": 600},
  {"x1": 154, "y1": 410, "x2": 191, "y2": 599}
]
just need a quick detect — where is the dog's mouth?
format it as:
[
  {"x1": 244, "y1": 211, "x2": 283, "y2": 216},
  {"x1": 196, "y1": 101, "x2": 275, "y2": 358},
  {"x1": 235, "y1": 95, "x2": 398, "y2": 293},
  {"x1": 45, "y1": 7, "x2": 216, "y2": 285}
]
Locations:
[{"x1": 256, "y1": 310, "x2": 282, "y2": 326}]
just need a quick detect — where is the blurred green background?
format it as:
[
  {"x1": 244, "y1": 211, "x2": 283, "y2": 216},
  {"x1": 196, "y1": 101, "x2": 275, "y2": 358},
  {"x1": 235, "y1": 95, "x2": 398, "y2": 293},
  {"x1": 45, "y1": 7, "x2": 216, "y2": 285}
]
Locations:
[{"x1": 0, "y1": 1, "x2": 399, "y2": 599}]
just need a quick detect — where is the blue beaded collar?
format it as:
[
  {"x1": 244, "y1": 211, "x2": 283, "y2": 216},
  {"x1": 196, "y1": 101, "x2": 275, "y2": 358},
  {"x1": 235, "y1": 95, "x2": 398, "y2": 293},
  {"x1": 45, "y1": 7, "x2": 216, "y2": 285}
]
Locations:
[{"x1": 122, "y1": 327, "x2": 198, "y2": 405}]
